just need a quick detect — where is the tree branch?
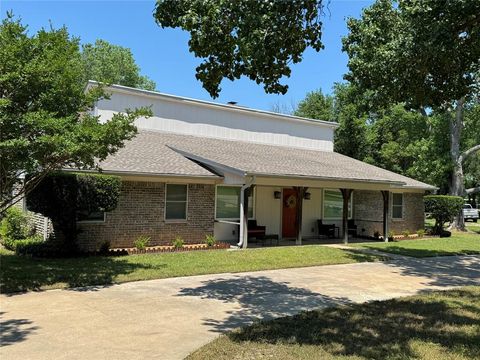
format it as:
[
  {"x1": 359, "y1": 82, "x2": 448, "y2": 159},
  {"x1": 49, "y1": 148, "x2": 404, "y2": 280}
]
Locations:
[
  {"x1": 460, "y1": 144, "x2": 480, "y2": 163},
  {"x1": 466, "y1": 186, "x2": 480, "y2": 195}
]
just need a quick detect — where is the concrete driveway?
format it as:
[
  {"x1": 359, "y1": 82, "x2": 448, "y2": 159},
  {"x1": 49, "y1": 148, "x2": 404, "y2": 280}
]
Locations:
[{"x1": 1, "y1": 254, "x2": 479, "y2": 360}]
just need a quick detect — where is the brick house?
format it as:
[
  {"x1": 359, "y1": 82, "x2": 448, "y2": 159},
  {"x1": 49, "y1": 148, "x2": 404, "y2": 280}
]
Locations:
[{"x1": 57, "y1": 82, "x2": 436, "y2": 250}]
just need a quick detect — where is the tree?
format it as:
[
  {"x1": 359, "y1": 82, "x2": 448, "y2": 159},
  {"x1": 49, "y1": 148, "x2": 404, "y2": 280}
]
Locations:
[
  {"x1": 343, "y1": 0, "x2": 480, "y2": 229},
  {"x1": 27, "y1": 173, "x2": 121, "y2": 253},
  {"x1": 0, "y1": 15, "x2": 150, "y2": 214},
  {"x1": 153, "y1": 0, "x2": 325, "y2": 98},
  {"x1": 294, "y1": 89, "x2": 334, "y2": 122},
  {"x1": 81, "y1": 39, "x2": 156, "y2": 90},
  {"x1": 424, "y1": 195, "x2": 464, "y2": 235}
]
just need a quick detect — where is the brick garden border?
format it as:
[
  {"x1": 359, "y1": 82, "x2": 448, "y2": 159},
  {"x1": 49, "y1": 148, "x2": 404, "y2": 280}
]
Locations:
[{"x1": 109, "y1": 242, "x2": 230, "y2": 255}]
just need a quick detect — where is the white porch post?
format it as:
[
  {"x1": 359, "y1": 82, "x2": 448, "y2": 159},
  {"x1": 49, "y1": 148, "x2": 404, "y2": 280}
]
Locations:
[
  {"x1": 238, "y1": 177, "x2": 255, "y2": 249},
  {"x1": 295, "y1": 187, "x2": 306, "y2": 245},
  {"x1": 340, "y1": 188, "x2": 353, "y2": 244}
]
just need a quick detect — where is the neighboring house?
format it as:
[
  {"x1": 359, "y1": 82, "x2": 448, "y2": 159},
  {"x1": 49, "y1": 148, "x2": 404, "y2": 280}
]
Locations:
[{"x1": 45, "y1": 82, "x2": 437, "y2": 250}]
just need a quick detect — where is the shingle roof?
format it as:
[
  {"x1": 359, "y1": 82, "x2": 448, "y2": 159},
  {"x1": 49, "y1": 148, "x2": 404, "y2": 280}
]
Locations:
[{"x1": 98, "y1": 130, "x2": 436, "y2": 190}]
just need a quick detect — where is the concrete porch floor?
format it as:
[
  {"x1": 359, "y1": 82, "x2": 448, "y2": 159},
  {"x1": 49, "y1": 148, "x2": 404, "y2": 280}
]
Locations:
[{"x1": 245, "y1": 236, "x2": 378, "y2": 248}]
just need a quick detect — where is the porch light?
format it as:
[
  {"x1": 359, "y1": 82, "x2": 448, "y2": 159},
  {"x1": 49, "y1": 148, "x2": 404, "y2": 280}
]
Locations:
[
  {"x1": 274, "y1": 191, "x2": 281, "y2": 199},
  {"x1": 304, "y1": 192, "x2": 311, "y2": 200}
]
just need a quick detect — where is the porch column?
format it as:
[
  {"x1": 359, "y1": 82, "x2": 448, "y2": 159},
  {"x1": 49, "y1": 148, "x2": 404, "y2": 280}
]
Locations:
[
  {"x1": 381, "y1": 190, "x2": 390, "y2": 242},
  {"x1": 294, "y1": 187, "x2": 306, "y2": 245},
  {"x1": 340, "y1": 189, "x2": 353, "y2": 244}
]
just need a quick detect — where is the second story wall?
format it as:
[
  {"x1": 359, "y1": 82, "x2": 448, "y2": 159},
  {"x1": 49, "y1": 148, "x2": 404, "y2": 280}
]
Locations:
[{"x1": 95, "y1": 84, "x2": 337, "y2": 151}]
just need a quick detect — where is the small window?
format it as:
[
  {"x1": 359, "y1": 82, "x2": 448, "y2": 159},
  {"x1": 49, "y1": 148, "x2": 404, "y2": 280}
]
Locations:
[
  {"x1": 77, "y1": 210, "x2": 105, "y2": 223},
  {"x1": 323, "y1": 189, "x2": 353, "y2": 219},
  {"x1": 215, "y1": 186, "x2": 254, "y2": 220},
  {"x1": 165, "y1": 184, "x2": 188, "y2": 220},
  {"x1": 392, "y1": 193, "x2": 403, "y2": 219}
]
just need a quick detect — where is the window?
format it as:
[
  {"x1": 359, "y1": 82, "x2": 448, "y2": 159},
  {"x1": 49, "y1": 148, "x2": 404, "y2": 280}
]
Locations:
[
  {"x1": 77, "y1": 210, "x2": 105, "y2": 223},
  {"x1": 392, "y1": 193, "x2": 403, "y2": 219},
  {"x1": 165, "y1": 184, "x2": 188, "y2": 220},
  {"x1": 323, "y1": 189, "x2": 352, "y2": 219},
  {"x1": 215, "y1": 186, "x2": 254, "y2": 220}
]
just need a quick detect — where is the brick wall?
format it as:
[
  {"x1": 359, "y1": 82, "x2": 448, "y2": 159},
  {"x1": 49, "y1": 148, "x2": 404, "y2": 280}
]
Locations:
[
  {"x1": 77, "y1": 181, "x2": 215, "y2": 251},
  {"x1": 354, "y1": 190, "x2": 425, "y2": 237}
]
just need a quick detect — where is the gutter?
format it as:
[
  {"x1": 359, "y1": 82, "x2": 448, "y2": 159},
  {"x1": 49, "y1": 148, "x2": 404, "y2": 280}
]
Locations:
[{"x1": 237, "y1": 176, "x2": 256, "y2": 248}]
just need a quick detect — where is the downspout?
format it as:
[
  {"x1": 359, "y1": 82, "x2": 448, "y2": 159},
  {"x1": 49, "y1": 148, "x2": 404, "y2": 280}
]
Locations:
[{"x1": 237, "y1": 176, "x2": 256, "y2": 248}]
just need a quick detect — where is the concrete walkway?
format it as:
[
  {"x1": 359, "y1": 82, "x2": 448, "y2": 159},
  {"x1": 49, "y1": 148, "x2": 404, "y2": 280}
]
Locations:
[{"x1": 1, "y1": 255, "x2": 479, "y2": 360}]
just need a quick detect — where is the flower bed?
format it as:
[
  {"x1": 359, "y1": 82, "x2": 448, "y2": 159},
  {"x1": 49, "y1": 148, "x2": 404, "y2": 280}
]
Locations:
[{"x1": 109, "y1": 242, "x2": 230, "y2": 255}]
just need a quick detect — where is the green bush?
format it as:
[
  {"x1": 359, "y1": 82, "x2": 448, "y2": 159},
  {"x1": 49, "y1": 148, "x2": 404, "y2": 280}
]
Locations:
[
  {"x1": 402, "y1": 230, "x2": 411, "y2": 238},
  {"x1": 0, "y1": 207, "x2": 34, "y2": 250},
  {"x1": 172, "y1": 236, "x2": 184, "y2": 249},
  {"x1": 417, "y1": 229, "x2": 425, "y2": 238},
  {"x1": 27, "y1": 172, "x2": 121, "y2": 253},
  {"x1": 205, "y1": 234, "x2": 217, "y2": 247},
  {"x1": 424, "y1": 195, "x2": 463, "y2": 235},
  {"x1": 387, "y1": 231, "x2": 395, "y2": 241},
  {"x1": 14, "y1": 235, "x2": 44, "y2": 255},
  {"x1": 98, "y1": 240, "x2": 111, "y2": 254},
  {"x1": 133, "y1": 235, "x2": 150, "y2": 250}
]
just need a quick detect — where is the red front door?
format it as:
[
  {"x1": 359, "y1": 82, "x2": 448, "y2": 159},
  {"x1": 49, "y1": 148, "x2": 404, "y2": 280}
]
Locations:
[{"x1": 282, "y1": 188, "x2": 298, "y2": 238}]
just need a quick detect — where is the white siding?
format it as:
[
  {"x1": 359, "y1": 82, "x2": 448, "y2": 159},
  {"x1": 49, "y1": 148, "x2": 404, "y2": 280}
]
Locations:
[
  {"x1": 255, "y1": 186, "x2": 282, "y2": 236},
  {"x1": 96, "y1": 90, "x2": 335, "y2": 151},
  {"x1": 302, "y1": 188, "x2": 323, "y2": 238}
]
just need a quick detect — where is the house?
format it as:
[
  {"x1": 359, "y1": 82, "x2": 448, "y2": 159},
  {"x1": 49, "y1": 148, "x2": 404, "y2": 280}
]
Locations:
[{"x1": 69, "y1": 82, "x2": 436, "y2": 250}]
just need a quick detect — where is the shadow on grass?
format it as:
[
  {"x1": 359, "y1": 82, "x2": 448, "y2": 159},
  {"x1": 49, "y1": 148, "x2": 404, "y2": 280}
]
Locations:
[
  {"x1": 178, "y1": 275, "x2": 351, "y2": 333},
  {"x1": 227, "y1": 287, "x2": 480, "y2": 359},
  {"x1": 0, "y1": 253, "x2": 160, "y2": 295},
  {"x1": 362, "y1": 245, "x2": 480, "y2": 258},
  {"x1": 0, "y1": 312, "x2": 39, "y2": 347}
]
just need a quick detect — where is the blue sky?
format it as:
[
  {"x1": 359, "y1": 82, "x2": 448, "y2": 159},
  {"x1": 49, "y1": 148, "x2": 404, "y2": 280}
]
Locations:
[{"x1": 1, "y1": 0, "x2": 373, "y2": 111}]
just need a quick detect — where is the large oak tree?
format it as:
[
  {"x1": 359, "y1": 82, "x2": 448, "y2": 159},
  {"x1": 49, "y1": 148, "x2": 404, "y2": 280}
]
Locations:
[{"x1": 342, "y1": 0, "x2": 480, "y2": 229}]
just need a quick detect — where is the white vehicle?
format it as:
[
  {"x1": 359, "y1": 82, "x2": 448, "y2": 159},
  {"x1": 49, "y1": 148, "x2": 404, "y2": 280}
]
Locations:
[{"x1": 463, "y1": 204, "x2": 479, "y2": 222}]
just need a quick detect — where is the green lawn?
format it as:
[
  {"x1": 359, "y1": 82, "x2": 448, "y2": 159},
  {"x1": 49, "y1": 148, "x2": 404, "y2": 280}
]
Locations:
[
  {"x1": 0, "y1": 245, "x2": 379, "y2": 294},
  {"x1": 188, "y1": 287, "x2": 480, "y2": 360},
  {"x1": 354, "y1": 233, "x2": 480, "y2": 258}
]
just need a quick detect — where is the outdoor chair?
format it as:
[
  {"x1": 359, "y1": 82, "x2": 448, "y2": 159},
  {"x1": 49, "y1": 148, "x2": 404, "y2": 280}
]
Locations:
[
  {"x1": 247, "y1": 220, "x2": 266, "y2": 239},
  {"x1": 348, "y1": 219, "x2": 358, "y2": 236},
  {"x1": 317, "y1": 219, "x2": 336, "y2": 238}
]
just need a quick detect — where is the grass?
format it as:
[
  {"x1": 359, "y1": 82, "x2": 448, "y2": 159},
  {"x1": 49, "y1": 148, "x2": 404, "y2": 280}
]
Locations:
[
  {"x1": 0, "y1": 245, "x2": 379, "y2": 294},
  {"x1": 354, "y1": 232, "x2": 480, "y2": 258},
  {"x1": 187, "y1": 286, "x2": 480, "y2": 360}
]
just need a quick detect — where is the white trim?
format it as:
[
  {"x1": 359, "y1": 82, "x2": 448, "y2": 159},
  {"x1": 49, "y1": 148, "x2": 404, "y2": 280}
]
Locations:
[
  {"x1": 164, "y1": 183, "x2": 189, "y2": 221},
  {"x1": 214, "y1": 184, "x2": 255, "y2": 220},
  {"x1": 322, "y1": 189, "x2": 353, "y2": 220},
  {"x1": 391, "y1": 193, "x2": 404, "y2": 220}
]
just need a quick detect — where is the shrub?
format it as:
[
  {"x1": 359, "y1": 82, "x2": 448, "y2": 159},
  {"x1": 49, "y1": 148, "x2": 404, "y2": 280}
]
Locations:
[
  {"x1": 205, "y1": 234, "x2": 217, "y2": 247},
  {"x1": 98, "y1": 240, "x2": 111, "y2": 255},
  {"x1": 14, "y1": 235, "x2": 44, "y2": 255},
  {"x1": 133, "y1": 235, "x2": 150, "y2": 250},
  {"x1": 402, "y1": 230, "x2": 410, "y2": 238},
  {"x1": 172, "y1": 236, "x2": 184, "y2": 249},
  {"x1": 27, "y1": 172, "x2": 121, "y2": 254},
  {"x1": 387, "y1": 231, "x2": 395, "y2": 241},
  {"x1": 373, "y1": 230, "x2": 380, "y2": 239},
  {"x1": 417, "y1": 229, "x2": 425, "y2": 238},
  {"x1": 424, "y1": 195, "x2": 463, "y2": 235},
  {"x1": 0, "y1": 207, "x2": 34, "y2": 250}
]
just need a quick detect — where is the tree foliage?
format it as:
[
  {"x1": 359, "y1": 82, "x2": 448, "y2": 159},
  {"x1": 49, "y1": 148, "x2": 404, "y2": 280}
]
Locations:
[
  {"x1": 294, "y1": 89, "x2": 334, "y2": 122},
  {"x1": 153, "y1": 0, "x2": 325, "y2": 98},
  {"x1": 27, "y1": 172, "x2": 121, "y2": 252},
  {"x1": 424, "y1": 195, "x2": 464, "y2": 235},
  {"x1": 82, "y1": 39, "x2": 156, "y2": 90},
  {"x1": 0, "y1": 15, "x2": 150, "y2": 213}
]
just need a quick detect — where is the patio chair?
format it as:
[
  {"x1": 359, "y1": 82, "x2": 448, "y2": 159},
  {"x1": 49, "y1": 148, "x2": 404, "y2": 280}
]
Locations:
[
  {"x1": 348, "y1": 219, "x2": 358, "y2": 236},
  {"x1": 317, "y1": 219, "x2": 335, "y2": 238}
]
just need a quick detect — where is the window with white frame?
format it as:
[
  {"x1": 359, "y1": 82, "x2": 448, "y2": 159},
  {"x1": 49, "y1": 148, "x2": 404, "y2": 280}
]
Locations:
[
  {"x1": 323, "y1": 189, "x2": 352, "y2": 219},
  {"x1": 392, "y1": 193, "x2": 403, "y2": 219},
  {"x1": 165, "y1": 184, "x2": 188, "y2": 220},
  {"x1": 215, "y1": 186, "x2": 254, "y2": 220}
]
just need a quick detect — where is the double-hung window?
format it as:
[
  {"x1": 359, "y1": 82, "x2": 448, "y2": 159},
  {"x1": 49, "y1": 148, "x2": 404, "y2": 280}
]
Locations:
[
  {"x1": 165, "y1": 184, "x2": 188, "y2": 220},
  {"x1": 215, "y1": 186, "x2": 254, "y2": 220},
  {"x1": 392, "y1": 193, "x2": 403, "y2": 219},
  {"x1": 323, "y1": 189, "x2": 352, "y2": 219}
]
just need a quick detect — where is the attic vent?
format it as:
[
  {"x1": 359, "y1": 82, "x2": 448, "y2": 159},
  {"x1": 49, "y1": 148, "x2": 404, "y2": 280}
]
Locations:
[{"x1": 227, "y1": 101, "x2": 238, "y2": 105}]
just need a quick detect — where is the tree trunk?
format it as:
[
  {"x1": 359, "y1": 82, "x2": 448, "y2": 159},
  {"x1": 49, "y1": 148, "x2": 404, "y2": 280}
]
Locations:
[{"x1": 449, "y1": 97, "x2": 466, "y2": 231}]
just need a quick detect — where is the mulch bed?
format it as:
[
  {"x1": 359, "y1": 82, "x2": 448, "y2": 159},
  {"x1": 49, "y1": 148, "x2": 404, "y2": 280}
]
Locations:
[{"x1": 109, "y1": 242, "x2": 231, "y2": 255}]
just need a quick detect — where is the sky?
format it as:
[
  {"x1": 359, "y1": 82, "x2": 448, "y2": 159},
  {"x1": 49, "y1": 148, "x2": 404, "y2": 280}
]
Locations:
[{"x1": 1, "y1": 0, "x2": 374, "y2": 111}]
